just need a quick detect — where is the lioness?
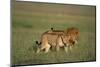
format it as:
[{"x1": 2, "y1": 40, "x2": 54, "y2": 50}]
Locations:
[
  {"x1": 36, "y1": 32, "x2": 71, "y2": 53},
  {"x1": 36, "y1": 27, "x2": 79, "y2": 53}
]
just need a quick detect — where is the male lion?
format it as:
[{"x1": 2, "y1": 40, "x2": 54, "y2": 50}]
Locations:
[
  {"x1": 46, "y1": 27, "x2": 79, "y2": 45},
  {"x1": 66, "y1": 27, "x2": 79, "y2": 42},
  {"x1": 36, "y1": 27, "x2": 79, "y2": 53}
]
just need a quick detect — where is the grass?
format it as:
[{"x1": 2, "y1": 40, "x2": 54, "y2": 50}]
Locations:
[{"x1": 12, "y1": 1, "x2": 96, "y2": 65}]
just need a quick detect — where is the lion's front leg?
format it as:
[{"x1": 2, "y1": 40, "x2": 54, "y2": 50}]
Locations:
[
  {"x1": 36, "y1": 48, "x2": 40, "y2": 53},
  {"x1": 56, "y1": 45, "x2": 60, "y2": 51},
  {"x1": 64, "y1": 46, "x2": 69, "y2": 53},
  {"x1": 44, "y1": 44, "x2": 51, "y2": 53},
  {"x1": 36, "y1": 45, "x2": 45, "y2": 53}
]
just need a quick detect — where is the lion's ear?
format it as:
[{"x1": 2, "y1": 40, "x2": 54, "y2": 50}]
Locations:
[
  {"x1": 35, "y1": 41, "x2": 39, "y2": 44},
  {"x1": 35, "y1": 41, "x2": 41, "y2": 46},
  {"x1": 51, "y1": 28, "x2": 53, "y2": 30}
]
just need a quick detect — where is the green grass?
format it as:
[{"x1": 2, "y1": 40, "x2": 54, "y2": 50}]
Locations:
[{"x1": 12, "y1": 1, "x2": 96, "y2": 65}]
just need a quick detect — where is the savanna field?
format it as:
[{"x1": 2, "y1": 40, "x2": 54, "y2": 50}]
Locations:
[{"x1": 12, "y1": 1, "x2": 96, "y2": 65}]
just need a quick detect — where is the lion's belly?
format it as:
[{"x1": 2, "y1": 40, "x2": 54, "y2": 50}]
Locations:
[
  {"x1": 47, "y1": 35, "x2": 58, "y2": 46},
  {"x1": 49, "y1": 40, "x2": 57, "y2": 46}
]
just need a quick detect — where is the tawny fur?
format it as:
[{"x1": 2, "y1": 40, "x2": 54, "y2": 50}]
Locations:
[{"x1": 36, "y1": 27, "x2": 79, "y2": 53}]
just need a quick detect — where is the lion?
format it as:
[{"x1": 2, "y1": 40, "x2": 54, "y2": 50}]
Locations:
[
  {"x1": 46, "y1": 27, "x2": 79, "y2": 45},
  {"x1": 36, "y1": 32, "x2": 71, "y2": 53},
  {"x1": 36, "y1": 27, "x2": 79, "y2": 53}
]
